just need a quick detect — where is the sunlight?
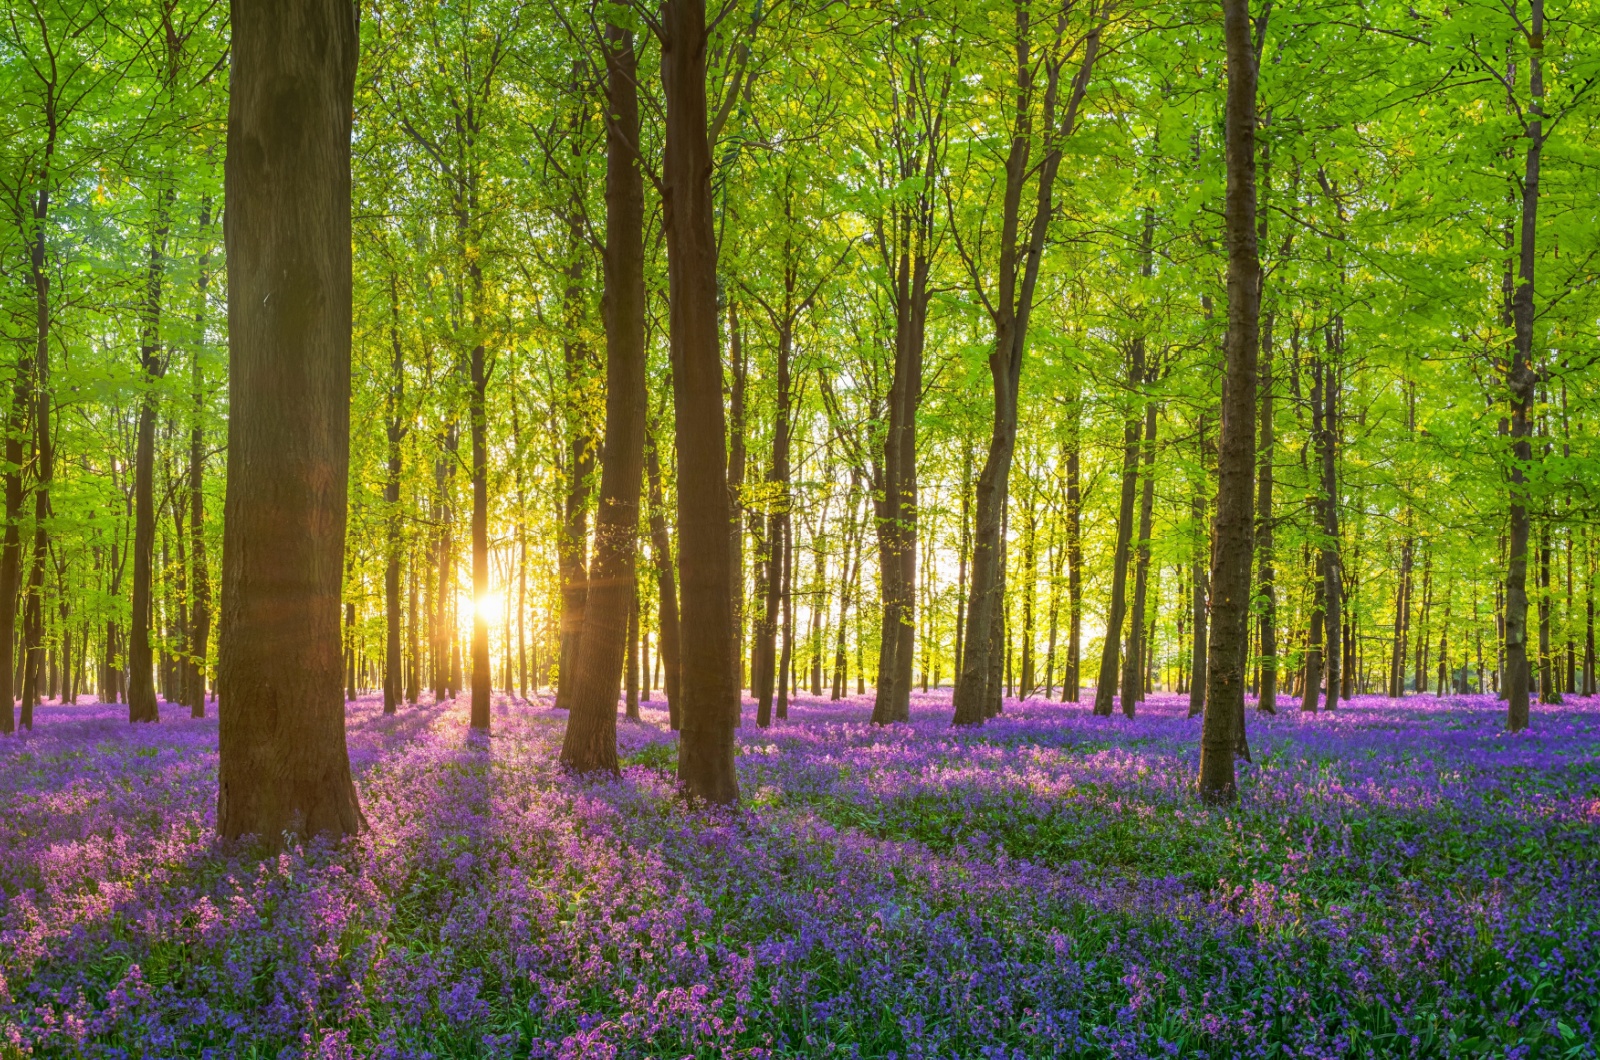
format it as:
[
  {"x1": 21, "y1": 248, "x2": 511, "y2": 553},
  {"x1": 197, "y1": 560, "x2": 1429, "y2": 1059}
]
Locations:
[{"x1": 473, "y1": 591, "x2": 503, "y2": 625}]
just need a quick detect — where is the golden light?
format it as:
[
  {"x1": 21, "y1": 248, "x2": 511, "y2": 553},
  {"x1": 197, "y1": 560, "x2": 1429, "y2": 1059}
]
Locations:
[{"x1": 474, "y1": 591, "x2": 503, "y2": 625}]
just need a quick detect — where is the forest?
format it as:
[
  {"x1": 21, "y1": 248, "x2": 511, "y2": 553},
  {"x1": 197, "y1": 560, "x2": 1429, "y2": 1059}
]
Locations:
[{"x1": 1, "y1": 0, "x2": 1598, "y2": 1055}]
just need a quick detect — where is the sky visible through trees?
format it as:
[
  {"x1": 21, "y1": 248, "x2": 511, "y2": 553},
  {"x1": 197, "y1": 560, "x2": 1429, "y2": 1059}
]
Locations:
[{"x1": 1, "y1": 0, "x2": 1599, "y2": 1055}]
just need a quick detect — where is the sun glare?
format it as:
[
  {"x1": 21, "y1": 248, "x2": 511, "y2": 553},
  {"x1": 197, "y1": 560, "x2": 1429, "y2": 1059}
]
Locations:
[{"x1": 473, "y1": 591, "x2": 503, "y2": 624}]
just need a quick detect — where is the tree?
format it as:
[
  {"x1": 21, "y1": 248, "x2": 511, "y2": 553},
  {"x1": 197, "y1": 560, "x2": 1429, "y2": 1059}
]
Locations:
[
  {"x1": 660, "y1": 0, "x2": 739, "y2": 804},
  {"x1": 1196, "y1": 0, "x2": 1260, "y2": 806},
  {"x1": 216, "y1": 0, "x2": 365, "y2": 841},
  {"x1": 561, "y1": 18, "x2": 648, "y2": 775}
]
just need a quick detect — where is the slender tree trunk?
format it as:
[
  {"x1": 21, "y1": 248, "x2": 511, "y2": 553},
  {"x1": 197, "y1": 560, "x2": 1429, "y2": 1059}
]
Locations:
[
  {"x1": 1095, "y1": 340, "x2": 1143, "y2": 717},
  {"x1": 217, "y1": 0, "x2": 364, "y2": 841},
  {"x1": 555, "y1": 253, "x2": 595, "y2": 712},
  {"x1": 953, "y1": 9, "x2": 1101, "y2": 726},
  {"x1": 1122, "y1": 394, "x2": 1157, "y2": 716},
  {"x1": 1066, "y1": 419, "x2": 1082, "y2": 702},
  {"x1": 127, "y1": 202, "x2": 170, "y2": 725},
  {"x1": 1198, "y1": 0, "x2": 1260, "y2": 804},
  {"x1": 727, "y1": 303, "x2": 746, "y2": 699},
  {"x1": 756, "y1": 319, "x2": 792, "y2": 728},
  {"x1": 562, "y1": 23, "x2": 647, "y2": 772},
  {"x1": 468, "y1": 290, "x2": 491, "y2": 730},
  {"x1": 384, "y1": 272, "x2": 405, "y2": 715},
  {"x1": 645, "y1": 434, "x2": 682, "y2": 728},
  {"x1": 1504, "y1": 0, "x2": 1543, "y2": 731},
  {"x1": 1320, "y1": 344, "x2": 1343, "y2": 708},
  {"x1": 1256, "y1": 309, "x2": 1277, "y2": 713},
  {"x1": 187, "y1": 213, "x2": 212, "y2": 716},
  {"x1": 1188, "y1": 418, "x2": 1209, "y2": 718}
]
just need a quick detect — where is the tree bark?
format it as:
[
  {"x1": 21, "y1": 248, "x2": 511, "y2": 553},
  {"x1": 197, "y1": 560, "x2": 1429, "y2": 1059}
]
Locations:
[
  {"x1": 646, "y1": 433, "x2": 682, "y2": 727},
  {"x1": 661, "y1": 0, "x2": 739, "y2": 803},
  {"x1": 1255, "y1": 311, "x2": 1276, "y2": 713},
  {"x1": 1095, "y1": 340, "x2": 1143, "y2": 716},
  {"x1": 1504, "y1": 0, "x2": 1543, "y2": 732},
  {"x1": 953, "y1": 8, "x2": 1101, "y2": 725},
  {"x1": 384, "y1": 271, "x2": 405, "y2": 715},
  {"x1": 1197, "y1": 0, "x2": 1260, "y2": 804},
  {"x1": 127, "y1": 198, "x2": 170, "y2": 725},
  {"x1": 187, "y1": 207, "x2": 213, "y2": 717},
  {"x1": 562, "y1": 23, "x2": 647, "y2": 773},
  {"x1": 1319, "y1": 343, "x2": 1343, "y2": 708},
  {"x1": 217, "y1": 0, "x2": 364, "y2": 842},
  {"x1": 1121, "y1": 391, "x2": 1157, "y2": 716}
]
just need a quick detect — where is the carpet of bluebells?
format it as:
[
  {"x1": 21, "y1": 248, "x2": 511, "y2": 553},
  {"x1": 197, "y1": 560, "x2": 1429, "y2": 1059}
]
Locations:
[{"x1": 1, "y1": 687, "x2": 1598, "y2": 1060}]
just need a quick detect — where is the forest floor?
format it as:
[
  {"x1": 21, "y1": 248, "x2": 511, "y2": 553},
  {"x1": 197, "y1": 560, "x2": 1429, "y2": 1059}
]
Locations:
[{"x1": 1, "y1": 687, "x2": 1597, "y2": 1059}]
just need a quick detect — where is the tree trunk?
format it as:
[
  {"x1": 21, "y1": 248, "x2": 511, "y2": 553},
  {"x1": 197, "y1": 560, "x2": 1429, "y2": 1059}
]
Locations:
[
  {"x1": 1255, "y1": 310, "x2": 1277, "y2": 713},
  {"x1": 1319, "y1": 344, "x2": 1343, "y2": 708},
  {"x1": 1066, "y1": 420, "x2": 1082, "y2": 702},
  {"x1": 645, "y1": 434, "x2": 682, "y2": 727},
  {"x1": 1187, "y1": 419, "x2": 1209, "y2": 718},
  {"x1": 952, "y1": 8, "x2": 1101, "y2": 726},
  {"x1": 1094, "y1": 342, "x2": 1143, "y2": 717},
  {"x1": 662, "y1": 0, "x2": 739, "y2": 802},
  {"x1": 755, "y1": 318, "x2": 792, "y2": 728},
  {"x1": 1122, "y1": 393, "x2": 1157, "y2": 716},
  {"x1": 562, "y1": 23, "x2": 647, "y2": 773},
  {"x1": 217, "y1": 0, "x2": 364, "y2": 841},
  {"x1": 127, "y1": 193, "x2": 171, "y2": 725},
  {"x1": 1197, "y1": 0, "x2": 1260, "y2": 804},
  {"x1": 1504, "y1": 0, "x2": 1543, "y2": 732},
  {"x1": 188, "y1": 210, "x2": 213, "y2": 717},
  {"x1": 727, "y1": 303, "x2": 746, "y2": 698},
  {"x1": 384, "y1": 272, "x2": 405, "y2": 715},
  {"x1": 468, "y1": 321, "x2": 490, "y2": 730}
]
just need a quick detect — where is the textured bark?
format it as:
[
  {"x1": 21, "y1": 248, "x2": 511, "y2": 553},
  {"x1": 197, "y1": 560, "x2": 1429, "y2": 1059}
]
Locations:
[
  {"x1": 1121, "y1": 395, "x2": 1157, "y2": 716},
  {"x1": 953, "y1": 10, "x2": 1100, "y2": 725},
  {"x1": 754, "y1": 312, "x2": 791, "y2": 728},
  {"x1": 1504, "y1": 0, "x2": 1543, "y2": 732},
  {"x1": 187, "y1": 210, "x2": 213, "y2": 717},
  {"x1": 645, "y1": 436, "x2": 682, "y2": 728},
  {"x1": 555, "y1": 229, "x2": 595, "y2": 712},
  {"x1": 1095, "y1": 343, "x2": 1143, "y2": 717},
  {"x1": 1065, "y1": 422, "x2": 1082, "y2": 702},
  {"x1": 216, "y1": 0, "x2": 364, "y2": 841},
  {"x1": 1255, "y1": 313, "x2": 1276, "y2": 714},
  {"x1": 1197, "y1": 0, "x2": 1260, "y2": 804},
  {"x1": 562, "y1": 23, "x2": 647, "y2": 774},
  {"x1": 384, "y1": 272, "x2": 405, "y2": 716},
  {"x1": 469, "y1": 329, "x2": 490, "y2": 730},
  {"x1": 127, "y1": 200, "x2": 170, "y2": 726},
  {"x1": 1319, "y1": 348, "x2": 1343, "y2": 709},
  {"x1": 662, "y1": 0, "x2": 739, "y2": 803}
]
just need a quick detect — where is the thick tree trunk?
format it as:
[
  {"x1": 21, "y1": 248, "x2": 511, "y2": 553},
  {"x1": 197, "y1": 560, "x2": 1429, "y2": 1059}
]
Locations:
[
  {"x1": 1197, "y1": 0, "x2": 1260, "y2": 804},
  {"x1": 662, "y1": 0, "x2": 739, "y2": 803},
  {"x1": 217, "y1": 0, "x2": 364, "y2": 841},
  {"x1": 562, "y1": 23, "x2": 647, "y2": 773}
]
